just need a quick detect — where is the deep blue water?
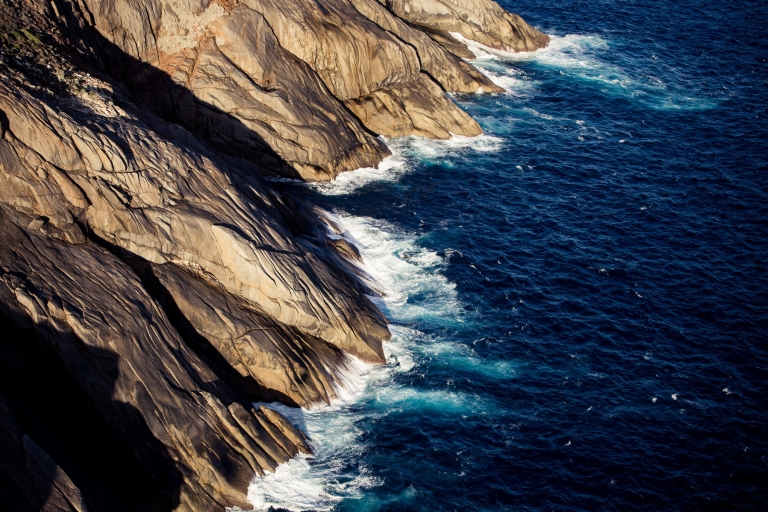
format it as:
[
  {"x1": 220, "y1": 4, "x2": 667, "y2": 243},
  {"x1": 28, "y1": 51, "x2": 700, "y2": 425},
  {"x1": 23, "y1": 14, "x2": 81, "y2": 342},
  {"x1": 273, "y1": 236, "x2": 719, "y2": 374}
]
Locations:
[{"x1": 252, "y1": 1, "x2": 768, "y2": 510}]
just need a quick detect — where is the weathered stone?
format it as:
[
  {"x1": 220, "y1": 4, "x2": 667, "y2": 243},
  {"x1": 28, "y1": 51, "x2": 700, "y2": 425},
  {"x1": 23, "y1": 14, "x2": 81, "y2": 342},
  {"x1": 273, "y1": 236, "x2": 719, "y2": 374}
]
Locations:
[
  {"x1": 76, "y1": 0, "x2": 390, "y2": 180},
  {"x1": 345, "y1": 72, "x2": 482, "y2": 138},
  {"x1": 242, "y1": 0, "x2": 483, "y2": 138},
  {"x1": 0, "y1": 81, "x2": 390, "y2": 363},
  {"x1": 22, "y1": 435, "x2": 88, "y2": 512},
  {"x1": 27, "y1": 217, "x2": 46, "y2": 231},
  {"x1": 347, "y1": 0, "x2": 501, "y2": 93},
  {"x1": 0, "y1": 0, "x2": 549, "y2": 508},
  {"x1": 154, "y1": 262, "x2": 366, "y2": 408},
  {"x1": 384, "y1": 0, "x2": 550, "y2": 52},
  {"x1": 0, "y1": 206, "x2": 306, "y2": 511}
]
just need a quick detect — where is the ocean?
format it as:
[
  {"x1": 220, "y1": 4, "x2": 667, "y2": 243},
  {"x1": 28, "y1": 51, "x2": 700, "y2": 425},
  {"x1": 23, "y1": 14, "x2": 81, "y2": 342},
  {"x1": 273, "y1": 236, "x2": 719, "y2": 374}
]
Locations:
[{"x1": 247, "y1": 1, "x2": 768, "y2": 510}]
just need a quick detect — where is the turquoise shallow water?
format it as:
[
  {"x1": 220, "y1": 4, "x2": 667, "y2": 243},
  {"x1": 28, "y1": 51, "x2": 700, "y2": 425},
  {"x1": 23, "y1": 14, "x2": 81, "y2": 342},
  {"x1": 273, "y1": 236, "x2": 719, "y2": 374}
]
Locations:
[{"x1": 250, "y1": 1, "x2": 768, "y2": 510}]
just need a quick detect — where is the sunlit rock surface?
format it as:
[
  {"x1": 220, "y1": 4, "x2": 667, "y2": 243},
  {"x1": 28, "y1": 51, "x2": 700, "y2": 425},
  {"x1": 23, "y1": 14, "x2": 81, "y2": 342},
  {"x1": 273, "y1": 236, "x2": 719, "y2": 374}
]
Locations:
[{"x1": 0, "y1": 0, "x2": 546, "y2": 509}]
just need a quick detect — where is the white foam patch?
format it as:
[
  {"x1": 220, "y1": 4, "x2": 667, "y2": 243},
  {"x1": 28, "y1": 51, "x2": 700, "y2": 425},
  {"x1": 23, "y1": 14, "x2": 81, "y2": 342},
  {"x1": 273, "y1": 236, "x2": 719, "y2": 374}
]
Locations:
[
  {"x1": 240, "y1": 205, "x2": 513, "y2": 510},
  {"x1": 371, "y1": 384, "x2": 484, "y2": 413},
  {"x1": 327, "y1": 211, "x2": 462, "y2": 325},
  {"x1": 455, "y1": 32, "x2": 717, "y2": 110},
  {"x1": 415, "y1": 340, "x2": 518, "y2": 380},
  {"x1": 243, "y1": 400, "x2": 380, "y2": 512},
  {"x1": 240, "y1": 327, "x2": 424, "y2": 512},
  {"x1": 481, "y1": 68, "x2": 537, "y2": 95},
  {"x1": 308, "y1": 145, "x2": 408, "y2": 196},
  {"x1": 326, "y1": 353, "x2": 370, "y2": 403},
  {"x1": 408, "y1": 133, "x2": 503, "y2": 159},
  {"x1": 456, "y1": 32, "x2": 626, "y2": 88},
  {"x1": 308, "y1": 134, "x2": 503, "y2": 196}
]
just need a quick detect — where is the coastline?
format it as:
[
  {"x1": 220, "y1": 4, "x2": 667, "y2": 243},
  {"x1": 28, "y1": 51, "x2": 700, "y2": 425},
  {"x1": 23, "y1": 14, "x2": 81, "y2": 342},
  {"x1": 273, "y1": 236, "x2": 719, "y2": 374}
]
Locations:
[{"x1": 0, "y1": 0, "x2": 549, "y2": 509}]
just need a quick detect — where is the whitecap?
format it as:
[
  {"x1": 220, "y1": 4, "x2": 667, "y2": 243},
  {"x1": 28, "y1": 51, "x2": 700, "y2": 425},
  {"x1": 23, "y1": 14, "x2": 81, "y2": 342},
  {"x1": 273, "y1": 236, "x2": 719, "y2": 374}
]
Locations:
[
  {"x1": 453, "y1": 32, "x2": 717, "y2": 110},
  {"x1": 479, "y1": 68, "x2": 537, "y2": 95},
  {"x1": 397, "y1": 133, "x2": 504, "y2": 165},
  {"x1": 242, "y1": 202, "x2": 503, "y2": 510},
  {"x1": 309, "y1": 134, "x2": 503, "y2": 196},
  {"x1": 327, "y1": 212, "x2": 462, "y2": 325},
  {"x1": 371, "y1": 384, "x2": 486, "y2": 414},
  {"x1": 242, "y1": 400, "x2": 382, "y2": 512},
  {"x1": 307, "y1": 142, "x2": 408, "y2": 196}
]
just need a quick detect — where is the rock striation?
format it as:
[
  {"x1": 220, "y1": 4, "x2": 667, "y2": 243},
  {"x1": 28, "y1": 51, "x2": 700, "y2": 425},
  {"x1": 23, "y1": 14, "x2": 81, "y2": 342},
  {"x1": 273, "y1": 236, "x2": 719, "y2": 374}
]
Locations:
[
  {"x1": 384, "y1": 0, "x2": 550, "y2": 53},
  {"x1": 0, "y1": 0, "x2": 547, "y2": 509}
]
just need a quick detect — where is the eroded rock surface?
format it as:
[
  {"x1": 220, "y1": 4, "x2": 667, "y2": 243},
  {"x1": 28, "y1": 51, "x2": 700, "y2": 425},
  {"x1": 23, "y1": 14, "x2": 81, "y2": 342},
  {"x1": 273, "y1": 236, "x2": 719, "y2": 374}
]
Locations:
[
  {"x1": 0, "y1": 79, "x2": 389, "y2": 361},
  {"x1": 155, "y1": 263, "x2": 359, "y2": 407},
  {"x1": 385, "y1": 0, "x2": 550, "y2": 52},
  {"x1": 0, "y1": 205, "x2": 315, "y2": 510},
  {"x1": 241, "y1": 0, "x2": 483, "y2": 138},
  {"x1": 0, "y1": 0, "x2": 547, "y2": 509},
  {"x1": 62, "y1": 0, "x2": 545, "y2": 177}
]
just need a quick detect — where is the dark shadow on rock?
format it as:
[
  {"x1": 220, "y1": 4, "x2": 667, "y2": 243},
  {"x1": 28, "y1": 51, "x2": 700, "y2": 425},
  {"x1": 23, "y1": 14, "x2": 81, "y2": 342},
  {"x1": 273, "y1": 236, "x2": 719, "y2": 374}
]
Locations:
[
  {"x1": 15, "y1": 0, "x2": 384, "y2": 305},
  {"x1": 53, "y1": 0, "x2": 304, "y2": 179},
  {"x1": 0, "y1": 308, "x2": 178, "y2": 512},
  {"x1": 1, "y1": 4, "x2": 391, "y2": 506},
  {"x1": 0, "y1": 108, "x2": 8, "y2": 139},
  {"x1": 87, "y1": 230, "x2": 303, "y2": 407}
]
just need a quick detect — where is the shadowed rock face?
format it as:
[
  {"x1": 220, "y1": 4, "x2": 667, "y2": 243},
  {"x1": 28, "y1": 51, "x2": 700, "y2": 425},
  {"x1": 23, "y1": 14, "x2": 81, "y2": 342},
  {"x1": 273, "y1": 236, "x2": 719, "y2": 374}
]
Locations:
[
  {"x1": 0, "y1": 205, "x2": 311, "y2": 511},
  {"x1": 67, "y1": 0, "x2": 544, "y2": 179},
  {"x1": 0, "y1": 0, "x2": 547, "y2": 509},
  {"x1": 155, "y1": 263, "x2": 359, "y2": 408},
  {"x1": 0, "y1": 79, "x2": 389, "y2": 362},
  {"x1": 0, "y1": 391, "x2": 87, "y2": 512},
  {"x1": 97, "y1": 0, "x2": 389, "y2": 181},
  {"x1": 0, "y1": 33, "x2": 383, "y2": 507}
]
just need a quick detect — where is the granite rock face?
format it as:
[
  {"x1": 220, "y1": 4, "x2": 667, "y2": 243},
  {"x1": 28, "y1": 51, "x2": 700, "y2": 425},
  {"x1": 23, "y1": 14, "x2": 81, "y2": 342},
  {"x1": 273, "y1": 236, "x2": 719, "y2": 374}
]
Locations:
[
  {"x1": 240, "y1": 0, "x2": 484, "y2": 138},
  {"x1": 0, "y1": 79, "x2": 389, "y2": 361},
  {"x1": 0, "y1": 30, "x2": 383, "y2": 507},
  {"x1": 384, "y1": 0, "x2": 550, "y2": 53},
  {"x1": 155, "y1": 263, "x2": 361, "y2": 407},
  {"x1": 0, "y1": 206, "x2": 312, "y2": 510},
  {"x1": 0, "y1": 0, "x2": 547, "y2": 509},
  {"x1": 85, "y1": 0, "x2": 389, "y2": 181},
  {"x1": 69, "y1": 0, "x2": 544, "y2": 178}
]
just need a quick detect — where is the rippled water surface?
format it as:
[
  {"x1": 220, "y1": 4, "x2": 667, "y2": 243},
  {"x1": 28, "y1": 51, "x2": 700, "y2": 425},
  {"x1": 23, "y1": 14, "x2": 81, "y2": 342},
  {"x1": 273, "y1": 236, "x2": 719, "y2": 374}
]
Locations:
[{"x1": 251, "y1": 1, "x2": 768, "y2": 510}]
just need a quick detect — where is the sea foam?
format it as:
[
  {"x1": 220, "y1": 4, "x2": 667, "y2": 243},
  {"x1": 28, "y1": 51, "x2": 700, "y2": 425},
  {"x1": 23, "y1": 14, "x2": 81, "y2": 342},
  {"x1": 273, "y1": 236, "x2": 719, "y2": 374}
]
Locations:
[
  {"x1": 243, "y1": 129, "x2": 520, "y2": 509},
  {"x1": 307, "y1": 146, "x2": 408, "y2": 196},
  {"x1": 307, "y1": 133, "x2": 503, "y2": 196},
  {"x1": 454, "y1": 32, "x2": 717, "y2": 110},
  {"x1": 238, "y1": 208, "x2": 461, "y2": 510},
  {"x1": 329, "y1": 212, "x2": 462, "y2": 325}
]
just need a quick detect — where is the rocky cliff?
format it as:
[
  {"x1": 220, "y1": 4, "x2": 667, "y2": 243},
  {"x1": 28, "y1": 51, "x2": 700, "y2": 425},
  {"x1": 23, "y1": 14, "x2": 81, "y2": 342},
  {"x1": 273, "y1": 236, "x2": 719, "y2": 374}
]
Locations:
[{"x1": 0, "y1": 0, "x2": 547, "y2": 509}]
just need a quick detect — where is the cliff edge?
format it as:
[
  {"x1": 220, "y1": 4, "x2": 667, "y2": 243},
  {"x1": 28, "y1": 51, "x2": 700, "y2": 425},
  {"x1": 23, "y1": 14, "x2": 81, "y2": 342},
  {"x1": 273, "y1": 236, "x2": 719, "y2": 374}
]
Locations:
[{"x1": 0, "y1": 0, "x2": 547, "y2": 509}]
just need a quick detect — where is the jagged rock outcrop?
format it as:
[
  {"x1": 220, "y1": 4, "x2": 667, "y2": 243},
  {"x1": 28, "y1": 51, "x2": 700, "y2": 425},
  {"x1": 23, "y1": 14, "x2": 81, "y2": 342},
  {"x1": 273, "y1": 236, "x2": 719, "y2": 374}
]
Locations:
[
  {"x1": 155, "y1": 263, "x2": 360, "y2": 407},
  {"x1": 0, "y1": 0, "x2": 548, "y2": 509},
  {"x1": 347, "y1": 0, "x2": 501, "y2": 93},
  {"x1": 65, "y1": 0, "x2": 389, "y2": 181},
  {"x1": 56, "y1": 0, "x2": 544, "y2": 179},
  {"x1": 0, "y1": 205, "x2": 312, "y2": 511},
  {"x1": 241, "y1": 0, "x2": 484, "y2": 139},
  {"x1": 0, "y1": 79, "x2": 389, "y2": 362},
  {"x1": 384, "y1": 0, "x2": 550, "y2": 53}
]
